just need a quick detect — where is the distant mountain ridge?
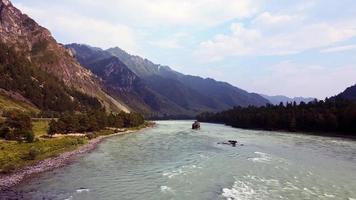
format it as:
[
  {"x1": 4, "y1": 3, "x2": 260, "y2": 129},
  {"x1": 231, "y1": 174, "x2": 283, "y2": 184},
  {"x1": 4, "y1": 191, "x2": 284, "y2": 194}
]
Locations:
[
  {"x1": 68, "y1": 44, "x2": 269, "y2": 118},
  {"x1": 107, "y1": 47, "x2": 269, "y2": 108},
  {"x1": 261, "y1": 94, "x2": 315, "y2": 105}
]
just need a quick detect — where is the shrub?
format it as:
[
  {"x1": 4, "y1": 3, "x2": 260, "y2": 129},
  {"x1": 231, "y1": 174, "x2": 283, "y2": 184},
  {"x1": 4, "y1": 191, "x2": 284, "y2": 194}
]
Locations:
[
  {"x1": 0, "y1": 126, "x2": 10, "y2": 138},
  {"x1": 25, "y1": 131, "x2": 35, "y2": 143},
  {"x1": 4, "y1": 131, "x2": 15, "y2": 141},
  {"x1": 86, "y1": 133, "x2": 96, "y2": 140},
  {"x1": 76, "y1": 138, "x2": 85, "y2": 145},
  {"x1": 27, "y1": 147, "x2": 40, "y2": 160}
]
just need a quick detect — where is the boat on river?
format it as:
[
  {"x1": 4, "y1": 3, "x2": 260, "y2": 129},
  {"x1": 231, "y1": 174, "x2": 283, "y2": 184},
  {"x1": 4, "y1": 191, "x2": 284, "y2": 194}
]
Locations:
[{"x1": 192, "y1": 121, "x2": 201, "y2": 130}]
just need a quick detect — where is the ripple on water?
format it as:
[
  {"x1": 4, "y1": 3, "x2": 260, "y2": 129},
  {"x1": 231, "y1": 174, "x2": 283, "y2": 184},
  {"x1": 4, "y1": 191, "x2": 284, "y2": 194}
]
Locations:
[
  {"x1": 248, "y1": 152, "x2": 272, "y2": 163},
  {"x1": 160, "y1": 185, "x2": 174, "y2": 193},
  {"x1": 162, "y1": 164, "x2": 202, "y2": 179},
  {"x1": 64, "y1": 196, "x2": 73, "y2": 200},
  {"x1": 76, "y1": 188, "x2": 90, "y2": 193}
]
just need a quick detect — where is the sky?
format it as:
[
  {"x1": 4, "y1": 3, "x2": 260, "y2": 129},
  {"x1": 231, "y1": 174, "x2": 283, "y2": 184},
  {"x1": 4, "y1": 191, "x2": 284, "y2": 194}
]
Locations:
[{"x1": 12, "y1": 0, "x2": 356, "y2": 99}]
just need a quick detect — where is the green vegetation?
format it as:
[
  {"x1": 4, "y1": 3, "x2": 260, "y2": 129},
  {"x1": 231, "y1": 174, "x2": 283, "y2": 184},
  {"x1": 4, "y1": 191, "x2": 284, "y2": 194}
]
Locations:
[
  {"x1": 0, "y1": 42, "x2": 148, "y2": 174},
  {"x1": 0, "y1": 93, "x2": 39, "y2": 114},
  {"x1": 48, "y1": 110, "x2": 145, "y2": 135},
  {"x1": 0, "y1": 42, "x2": 102, "y2": 112},
  {"x1": 0, "y1": 111, "x2": 34, "y2": 142},
  {"x1": 0, "y1": 137, "x2": 87, "y2": 173},
  {"x1": 32, "y1": 120, "x2": 49, "y2": 138},
  {"x1": 0, "y1": 108, "x2": 146, "y2": 174},
  {"x1": 197, "y1": 98, "x2": 356, "y2": 136}
]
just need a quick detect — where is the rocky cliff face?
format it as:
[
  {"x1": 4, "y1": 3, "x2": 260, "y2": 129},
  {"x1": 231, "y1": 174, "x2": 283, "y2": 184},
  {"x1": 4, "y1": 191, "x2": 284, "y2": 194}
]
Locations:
[
  {"x1": 0, "y1": 0, "x2": 129, "y2": 112},
  {"x1": 68, "y1": 44, "x2": 139, "y2": 92},
  {"x1": 107, "y1": 47, "x2": 173, "y2": 78},
  {"x1": 67, "y1": 44, "x2": 191, "y2": 117}
]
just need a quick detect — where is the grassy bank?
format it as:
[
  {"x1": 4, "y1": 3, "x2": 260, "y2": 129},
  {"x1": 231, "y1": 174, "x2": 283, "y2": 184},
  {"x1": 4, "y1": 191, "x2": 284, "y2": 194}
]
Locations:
[
  {"x1": 0, "y1": 136, "x2": 88, "y2": 173},
  {"x1": 0, "y1": 118, "x2": 85, "y2": 173},
  {"x1": 32, "y1": 120, "x2": 50, "y2": 138},
  {"x1": 0, "y1": 120, "x2": 152, "y2": 174}
]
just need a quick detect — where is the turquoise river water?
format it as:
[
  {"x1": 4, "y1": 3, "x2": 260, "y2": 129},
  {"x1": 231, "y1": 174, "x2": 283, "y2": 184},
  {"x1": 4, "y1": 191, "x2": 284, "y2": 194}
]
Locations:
[{"x1": 7, "y1": 121, "x2": 356, "y2": 199}]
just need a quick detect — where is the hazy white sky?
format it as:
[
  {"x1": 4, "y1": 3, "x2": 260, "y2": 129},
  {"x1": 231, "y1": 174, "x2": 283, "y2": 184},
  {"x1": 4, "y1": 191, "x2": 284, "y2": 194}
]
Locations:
[{"x1": 12, "y1": 0, "x2": 356, "y2": 99}]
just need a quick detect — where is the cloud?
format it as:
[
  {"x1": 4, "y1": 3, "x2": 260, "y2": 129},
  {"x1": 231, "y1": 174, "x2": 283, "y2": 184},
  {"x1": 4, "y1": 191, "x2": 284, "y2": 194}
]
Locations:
[
  {"x1": 13, "y1": 0, "x2": 260, "y2": 53},
  {"x1": 150, "y1": 38, "x2": 182, "y2": 49},
  {"x1": 149, "y1": 32, "x2": 190, "y2": 49},
  {"x1": 320, "y1": 44, "x2": 356, "y2": 53},
  {"x1": 252, "y1": 12, "x2": 303, "y2": 29},
  {"x1": 57, "y1": 0, "x2": 259, "y2": 28},
  {"x1": 240, "y1": 61, "x2": 356, "y2": 98},
  {"x1": 16, "y1": 3, "x2": 138, "y2": 53},
  {"x1": 195, "y1": 12, "x2": 356, "y2": 61}
]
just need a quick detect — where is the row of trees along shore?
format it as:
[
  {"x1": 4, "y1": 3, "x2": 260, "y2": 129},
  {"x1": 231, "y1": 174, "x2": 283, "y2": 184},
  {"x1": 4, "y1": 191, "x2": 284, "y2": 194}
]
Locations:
[
  {"x1": 48, "y1": 109, "x2": 144, "y2": 136},
  {"x1": 0, "y1": 109, "x2": 145, "y2": 143},
  {"x1": 197, "y1": 98, "x2": 356, "y2": 136}
]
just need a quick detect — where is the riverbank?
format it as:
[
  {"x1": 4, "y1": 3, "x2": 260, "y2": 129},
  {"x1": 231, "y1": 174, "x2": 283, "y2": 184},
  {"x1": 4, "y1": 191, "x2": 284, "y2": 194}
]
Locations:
[{"x1": 0, "y1": 122, "x2": 154, "y2": 190}]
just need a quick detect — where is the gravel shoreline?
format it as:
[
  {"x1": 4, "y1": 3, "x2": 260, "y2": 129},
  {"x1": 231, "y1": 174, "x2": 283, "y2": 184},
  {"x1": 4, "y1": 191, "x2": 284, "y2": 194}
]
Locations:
[{"x1": 0, "y1": 129, "x2": 142, "y2": 190}]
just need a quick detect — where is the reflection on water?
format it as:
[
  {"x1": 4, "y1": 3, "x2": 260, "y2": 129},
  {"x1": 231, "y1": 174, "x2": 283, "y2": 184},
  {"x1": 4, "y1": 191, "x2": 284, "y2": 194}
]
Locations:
[{"x1": 8, "y1": 121, "x2": 356, "y2": 200}]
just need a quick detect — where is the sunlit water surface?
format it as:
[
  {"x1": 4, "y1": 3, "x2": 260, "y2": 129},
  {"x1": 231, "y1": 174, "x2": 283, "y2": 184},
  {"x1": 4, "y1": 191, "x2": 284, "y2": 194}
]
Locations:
[{"x1": 9, "y1": 121, "x2": 356, "y2": 200}]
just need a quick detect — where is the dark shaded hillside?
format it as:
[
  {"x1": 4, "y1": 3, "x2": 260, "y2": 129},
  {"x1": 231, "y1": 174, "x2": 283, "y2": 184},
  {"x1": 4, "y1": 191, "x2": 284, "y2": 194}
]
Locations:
[
  {"x1": 144, "y1": 75, "x2": 218, "y2": 111},
  {"x1": 171, "y1": 75, "x2": 269, "y2": 108},
  {"x1": 336, "y1": 84, "x2": 356, "y2": 100}
]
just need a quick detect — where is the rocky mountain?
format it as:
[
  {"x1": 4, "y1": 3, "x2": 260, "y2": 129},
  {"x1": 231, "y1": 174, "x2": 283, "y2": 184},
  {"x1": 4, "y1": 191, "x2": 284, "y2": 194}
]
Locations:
[
  {"x1": 107, "y1": 47, "x2": 169, "y2": 77},
  {"x1": 70, "y1": 44, "x2": 269, "y2": 118},
  {"x1": 0, "y1": 0, "x2": 129, "y2": 112},
  {"x1": 67, "y1": 44, "x2": 193, "y2": 118},
  {"x1": 261, "y1": 94, "x2": 315, "y2": 105}
]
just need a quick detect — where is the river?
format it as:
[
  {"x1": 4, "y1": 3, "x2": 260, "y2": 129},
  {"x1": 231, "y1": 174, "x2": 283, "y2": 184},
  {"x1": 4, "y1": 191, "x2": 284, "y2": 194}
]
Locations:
[{"x1": 6, "y1": 121, "x2": 356, "y2": 200}]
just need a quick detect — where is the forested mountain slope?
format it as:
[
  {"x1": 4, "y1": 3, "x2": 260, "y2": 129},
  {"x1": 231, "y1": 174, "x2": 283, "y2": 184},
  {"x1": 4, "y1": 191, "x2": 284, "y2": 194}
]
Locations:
[{"x1": 0, "y1": 0, "x2": 129, "y2": 112}]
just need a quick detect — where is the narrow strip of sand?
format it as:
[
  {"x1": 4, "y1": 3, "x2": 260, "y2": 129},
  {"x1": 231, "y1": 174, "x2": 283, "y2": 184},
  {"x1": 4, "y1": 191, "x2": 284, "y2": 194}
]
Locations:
[{"x1": 0, "y1": 128, "x2": 146, "y2": 190}]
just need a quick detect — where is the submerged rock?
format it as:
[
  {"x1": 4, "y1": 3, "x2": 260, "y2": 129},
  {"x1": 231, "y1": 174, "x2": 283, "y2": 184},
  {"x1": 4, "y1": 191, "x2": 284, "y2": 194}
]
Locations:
[{"x1": 218, "y1": 140, "x2": 243, "y2": 147}]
